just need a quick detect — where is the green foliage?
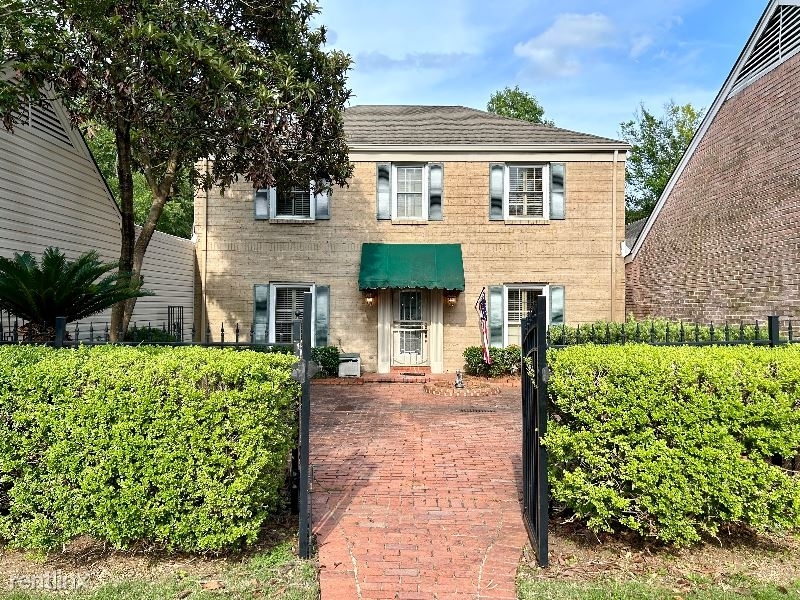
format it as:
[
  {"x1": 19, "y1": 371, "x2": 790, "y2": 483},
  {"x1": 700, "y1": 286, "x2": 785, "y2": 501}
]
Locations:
[
  {"x1": 487, "y1": 86, "x2": 554, "y2": 126},
  {"x1": 0, "y1": 345, "x2": 300, "y2": 552},
  {"x1": 84, "y1": 123, "x2": 194, "y2": 239},
  {"x1": 463, "y1": 345, "x2": 521, "y2": 377},
  {"x1": 546, "y1": 344, "x2": 800, "y2": 545},
  {"x1": 310, "y1": 345, "x2": 340, "y2": 378},
  {"x1": 0, "y1": 247, "x2": 150, "y2": 328},
  {"x1": 549, "y1": 318, "x2": 766, "y2": 346},
  {"x1": 0, "y1": 0, "x2": 354, "y2": 327},
  {"x1": 124, "y1": 325, "x2": 178, "y2": 343},
  {"x1": 620, "y1": 100, "x2": 705, "y2": 223}
]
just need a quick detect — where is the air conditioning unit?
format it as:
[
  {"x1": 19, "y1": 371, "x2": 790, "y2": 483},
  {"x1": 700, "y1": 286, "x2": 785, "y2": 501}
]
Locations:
[{"x1": 338, "y1": 353, "x2": 361, "y2": 377}]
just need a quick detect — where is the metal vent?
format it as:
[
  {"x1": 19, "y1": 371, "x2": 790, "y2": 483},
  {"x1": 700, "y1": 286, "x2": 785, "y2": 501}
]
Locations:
[
  {"x1": 734, "y1": 5, "x2": 800, "y2": 90},
  {"x1": 29, "y1": 100, "x2": 74, "y2": 148},
  {"x1": 459, "y1": 408, "x2": 497, "y2": 413}
]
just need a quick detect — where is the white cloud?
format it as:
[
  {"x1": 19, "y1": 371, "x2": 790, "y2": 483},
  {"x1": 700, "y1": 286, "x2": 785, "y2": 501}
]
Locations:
[
  {"x1": 630, "y1": 35, "x2": 654, "y2": 58},
  {"x1": 514, "y1": 13, "x2": 616, "y2": 77}
]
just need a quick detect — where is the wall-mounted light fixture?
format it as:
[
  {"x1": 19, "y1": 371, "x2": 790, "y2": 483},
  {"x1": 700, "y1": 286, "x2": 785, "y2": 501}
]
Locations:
[
  {"x1": 362, "y1": 289, "x2": 377, "y2": 307},
  {"x1": 444, "y1": 290, "x2": 460, "y2": 308}
]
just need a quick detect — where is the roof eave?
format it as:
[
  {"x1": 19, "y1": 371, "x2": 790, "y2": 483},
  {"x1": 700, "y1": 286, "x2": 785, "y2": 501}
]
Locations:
[{"x1": 347, "y1": 143, "x2": 631, "y2": 153}]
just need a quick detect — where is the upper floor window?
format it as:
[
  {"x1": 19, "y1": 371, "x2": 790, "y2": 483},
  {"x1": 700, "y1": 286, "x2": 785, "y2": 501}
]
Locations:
[
  {"x1": 254, "y1": 184, "x2": 330, "y2": 221},
  {"x1": 376, "y1": 163, "x2": 443, "y2": 222},
  {"x1": 490, "y1": 162, "x2": 565, "y2": 222}
]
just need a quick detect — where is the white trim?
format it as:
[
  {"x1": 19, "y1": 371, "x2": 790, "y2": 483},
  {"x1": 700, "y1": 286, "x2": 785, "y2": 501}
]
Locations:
[
  {"x1": 268, "y1": 283, "x2": 315, "y2": 344},
  {"x1": 502, "y1": 284, "x2": 549, "y2": 347},
  {"x1": 349, "y1": 143, "x2": 630, "y2": 153},
  {"x1": 626, "y1": 0, "x2": 785, "y2": 263},
  {"x1": 391, "y1": 163, "x2": 429, "y2": 221},
  {"x1": 503, "y1": 163, "x2": 550, "y2": 221},
  {"x1": 269, "y1": 186, "x2": 315, "y2": 220}
]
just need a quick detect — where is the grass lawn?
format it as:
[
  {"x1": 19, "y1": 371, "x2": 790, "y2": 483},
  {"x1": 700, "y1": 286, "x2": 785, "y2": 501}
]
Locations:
[
  {"x1": 517, "y1": 523, "x2": 800, "y2": 600},
  {"x1": 0, "y1": 520, "x2": 317, "y2": 600}
]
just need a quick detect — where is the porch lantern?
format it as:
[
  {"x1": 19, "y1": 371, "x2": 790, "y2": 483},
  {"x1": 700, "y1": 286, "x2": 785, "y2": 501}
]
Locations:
[
  {"x1": 444, "y1": 289, "x2": 460, "y2": 308},
  {"x1": 362, "y1": 289, "x2": 377, "y2": 307}
]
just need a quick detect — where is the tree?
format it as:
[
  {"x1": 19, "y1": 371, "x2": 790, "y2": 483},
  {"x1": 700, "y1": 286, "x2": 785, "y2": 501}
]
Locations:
[
  {"x1": 0, "y1": 0, "x2": 353, "y2": 338},
  {"x1": 487, "y1": 86, "x2": 554, "y2": 126},
  {"x1": 0, "y1": 247, "x2": 150, "y2": 338},
  {"x1": 84, "y1": 123, "x2": 194, "y2": 239},
  {"x1": 620, "y1": 101, "x2": 705, "y2": 223}
]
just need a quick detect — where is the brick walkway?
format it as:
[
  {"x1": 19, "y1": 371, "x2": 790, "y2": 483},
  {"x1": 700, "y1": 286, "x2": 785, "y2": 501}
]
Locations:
[{"x1": 311, "y1": 382, "x2": 527, "y2": 600}]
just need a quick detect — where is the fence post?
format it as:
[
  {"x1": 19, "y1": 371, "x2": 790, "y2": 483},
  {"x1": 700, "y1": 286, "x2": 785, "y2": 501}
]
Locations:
[
  {"x1": 54, "y1": 317, "x2": 66, "y2": 348},
  {"x1": 298, "y1": 292, "x2": 313, "y2": 559},
  {"x1": 768, "y1": 316, "x2": 780, "y2": 347}
]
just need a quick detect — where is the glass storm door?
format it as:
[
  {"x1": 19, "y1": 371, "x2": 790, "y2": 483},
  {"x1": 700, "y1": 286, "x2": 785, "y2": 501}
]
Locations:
[{"x1": 392, "y1": 290, "x2": 429, "y2": 366}]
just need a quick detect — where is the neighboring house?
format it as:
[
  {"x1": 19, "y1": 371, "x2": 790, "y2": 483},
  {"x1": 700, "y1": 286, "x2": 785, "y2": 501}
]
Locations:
[
  {"x1": 0, "y1": 88, "x2": 195, "y2": 335},
  {"x1": 626, "y1": 0, "x2": 800, "y2": 323},
  {"x1": 195, "y1": 105, "x2": 628, "y2": 373}
]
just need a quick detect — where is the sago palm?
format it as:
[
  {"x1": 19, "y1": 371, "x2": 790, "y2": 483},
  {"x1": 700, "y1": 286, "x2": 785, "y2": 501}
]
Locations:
[{"x1": 0, "y1": 247, "x2": 151, "y2": 328}]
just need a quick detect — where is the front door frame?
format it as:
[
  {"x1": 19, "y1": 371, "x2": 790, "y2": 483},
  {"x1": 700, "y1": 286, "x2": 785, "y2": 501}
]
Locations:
[{"x1": 377, "y1": 288, "x2": 443, "y2": 373}]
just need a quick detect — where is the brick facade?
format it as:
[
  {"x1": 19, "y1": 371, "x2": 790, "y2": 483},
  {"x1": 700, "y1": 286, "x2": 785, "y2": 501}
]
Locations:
[
  {"x1": 626, "y1": 53, "x2": 800, "y2": 323},
  {"x1": 196, "y1": 155, "x2": 626, "y2": 373}
]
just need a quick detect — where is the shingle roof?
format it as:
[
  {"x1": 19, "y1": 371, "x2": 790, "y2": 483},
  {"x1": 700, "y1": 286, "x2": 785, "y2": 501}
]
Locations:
[
  {"x1": 343, "y1": 105, "x2": 627, "y2": 148},
  {"x1": 625, "y1": 218, "x2": 647, "y2": 249}
]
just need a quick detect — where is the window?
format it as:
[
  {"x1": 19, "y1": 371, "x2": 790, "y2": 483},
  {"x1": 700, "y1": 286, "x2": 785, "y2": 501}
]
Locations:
[
  {"x1": 505, "y1": 286, "x2": 544, "y2": 346},
  {"x1": 376, "y1": 163, "x2": 444, "y2": 221},
  {"x1": 486, "y1": 284, "x2": 566, "y2": 347},
  {"x1": 253, "y1": 283, "x2": 330, "y2": 346},
  {"x1": 253, "y1": 184, "x2": 330, "y2": 221},
  {"x1": 489, "y1": 163, "x2": 566, "y2": 221}
]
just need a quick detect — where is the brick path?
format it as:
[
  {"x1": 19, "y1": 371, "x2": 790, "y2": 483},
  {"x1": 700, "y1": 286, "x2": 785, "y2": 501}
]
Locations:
[{"x1": 311, "y1": 382, "x2": 527, "y2": 600}]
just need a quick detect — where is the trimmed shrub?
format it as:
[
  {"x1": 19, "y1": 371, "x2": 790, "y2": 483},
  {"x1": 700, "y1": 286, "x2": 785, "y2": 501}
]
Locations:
[
  {"x1": 310, "y1": 345, "x2": 340, "y2": 377},
  {"x1": 124, "y1": 325, "x2": 178, "y2": 343},
  {"x1": 463, "y1": 345, "x2": 521, "y2": 377},
  {"x1": 545, "y1": 344, "x2": 800, "y2": 545},
  {"x1": 549, "y1": 318, "x2": 765, "y2": 346},
  {"x1": 0, "y1": 345, "x2": 299, "y2": 552}
]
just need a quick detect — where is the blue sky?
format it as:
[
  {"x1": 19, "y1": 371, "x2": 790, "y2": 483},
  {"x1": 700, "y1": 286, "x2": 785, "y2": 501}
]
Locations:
[{"x1": 317, "y1": 1, "x2": 767, "y2": 140}]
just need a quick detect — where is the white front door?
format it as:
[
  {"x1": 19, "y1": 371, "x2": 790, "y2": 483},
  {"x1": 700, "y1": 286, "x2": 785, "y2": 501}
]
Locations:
[{"x1": 391, "y1": 290, "x2": 429, "y2": 366}]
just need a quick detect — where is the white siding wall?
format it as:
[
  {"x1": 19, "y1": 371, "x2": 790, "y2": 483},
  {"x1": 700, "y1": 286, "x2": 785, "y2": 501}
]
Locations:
[{"x1": 0, "y1": 96, "x2": 194, "y2": 336}]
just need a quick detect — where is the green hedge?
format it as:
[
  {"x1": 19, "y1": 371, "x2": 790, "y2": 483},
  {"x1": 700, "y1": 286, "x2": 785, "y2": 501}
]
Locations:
[
  {"x1": 549, "y1": 318, "x2": 766, "y2": 345},
  {"x1": 546, "y1": 344, "x2": 800, "y2": 545},
  {"x1": 463, "y1": 345, "x2": 522, "y2": 377},
  {"x1": 0, "y1": 345, "x2": 299, "y2": 552},
  {"x1": 310, "y1": 345, "x2": 340, "y2": 377}
]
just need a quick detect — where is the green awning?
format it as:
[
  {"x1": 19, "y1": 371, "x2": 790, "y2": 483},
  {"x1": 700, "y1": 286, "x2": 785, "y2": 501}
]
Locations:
[{"x1": 358, "y1": 243, "x2": 465, "y2": 290}]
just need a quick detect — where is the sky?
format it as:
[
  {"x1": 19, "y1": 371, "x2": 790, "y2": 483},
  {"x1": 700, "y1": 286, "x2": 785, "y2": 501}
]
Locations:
[{"x1": 315, "y1": 0, "x2": 768, "y2": 141}]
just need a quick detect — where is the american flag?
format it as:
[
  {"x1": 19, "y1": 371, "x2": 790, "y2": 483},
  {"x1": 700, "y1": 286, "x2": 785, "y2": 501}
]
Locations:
[{"x1": 475, "y1": 287, "x2": 493, "y2": 364}]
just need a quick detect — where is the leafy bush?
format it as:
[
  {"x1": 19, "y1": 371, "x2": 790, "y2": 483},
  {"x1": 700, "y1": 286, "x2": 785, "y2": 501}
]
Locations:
[
  {"x1": 549, "y1": 318, "x2": 766, "y2": 346},
  {"x1": 463, "y1": 345, "x2": 521, "y2": 377},
  {"x1": 546, "y1": 344, "x2": 800, "y2": 545},
  {"x1": 310, "y1": 345, "x2": 340, "y2": 377},
  {"x1": 0, "y1": 345, "x2": 299, "y2": 552},
  {"x1": 124, "y1": 325, "x2": 178, "y2": 343}
]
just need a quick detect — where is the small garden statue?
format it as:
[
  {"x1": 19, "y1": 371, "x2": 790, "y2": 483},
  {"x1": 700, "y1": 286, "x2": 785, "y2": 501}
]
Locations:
[{"x1": 454, "y1": 370, "x2": 464, "y2": 389}]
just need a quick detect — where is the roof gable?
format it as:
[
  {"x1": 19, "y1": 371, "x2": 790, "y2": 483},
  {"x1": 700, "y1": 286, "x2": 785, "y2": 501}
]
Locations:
[
  {"x1": 344, "y1": 105, "x2": 628, "y2": 149},
  {"x1": 626, "y1": 0, "x2": 795, "y2": 263}
]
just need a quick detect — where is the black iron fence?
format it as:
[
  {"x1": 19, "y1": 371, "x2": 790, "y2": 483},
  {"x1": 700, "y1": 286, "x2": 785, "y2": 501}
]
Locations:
[
  {"x1": 0, "y1": 309, "x2": 314, "y2": 558},
  {"x1": 547, "y1": 315, "x2": 799, "y2": 349}
]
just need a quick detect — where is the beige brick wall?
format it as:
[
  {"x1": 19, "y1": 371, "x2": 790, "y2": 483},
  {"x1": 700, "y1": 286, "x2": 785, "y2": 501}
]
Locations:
[
  {"x1": 196, "y1": 156, "x2": 626, "y2": 372},
  {"x1": 626, "y1": 52, "x2": 800, "y2": 324}
]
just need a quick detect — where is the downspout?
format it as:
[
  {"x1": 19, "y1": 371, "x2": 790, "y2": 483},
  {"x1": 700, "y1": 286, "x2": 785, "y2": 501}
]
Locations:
[
  {"x1": 201, "y1": 158, "x2": 210, "y2": 342},
  {"x1": 610, "y1": 150, "x2": 619, "y2": 321}
]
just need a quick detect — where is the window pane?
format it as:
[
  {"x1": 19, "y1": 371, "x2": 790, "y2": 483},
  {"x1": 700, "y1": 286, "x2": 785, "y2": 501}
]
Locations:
[
  {"x1": 506, "y1": 287, "x2": 542, "y2": 345},
  {"x1": 274, "y1": 287, "x2": 309, "y2": 343},
  {"x1": 396, "y1": 167, "x2": 424, "y2": 218},
  {"x1": 276, "y1": 187, "x2": 311, "y2": 217},
  {"x1": 508, "y1": 166, "x2": 544, "y2": 218}
]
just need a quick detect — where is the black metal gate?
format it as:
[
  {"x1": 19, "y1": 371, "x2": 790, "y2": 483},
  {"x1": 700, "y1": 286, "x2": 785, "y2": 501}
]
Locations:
[{"x1": 520, "y1": 294, "x2": 549, "y2": 567}]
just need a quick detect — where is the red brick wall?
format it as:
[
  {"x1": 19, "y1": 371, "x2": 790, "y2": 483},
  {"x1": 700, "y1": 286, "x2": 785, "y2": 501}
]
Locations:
[{"x1": 626, "y1": 53, "x2": 800, "y2": 324}]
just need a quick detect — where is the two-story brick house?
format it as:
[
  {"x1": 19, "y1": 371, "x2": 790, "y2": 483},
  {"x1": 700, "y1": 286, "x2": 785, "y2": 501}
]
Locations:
[{"x1": 195, "y1": 105, "x2": 628, "y2": 373}]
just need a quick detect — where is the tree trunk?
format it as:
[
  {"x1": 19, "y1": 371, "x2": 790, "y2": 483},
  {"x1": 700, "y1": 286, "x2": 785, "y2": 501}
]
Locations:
[{"x1": 110, "y1": 119, "x2": 136, "y2": 341}]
